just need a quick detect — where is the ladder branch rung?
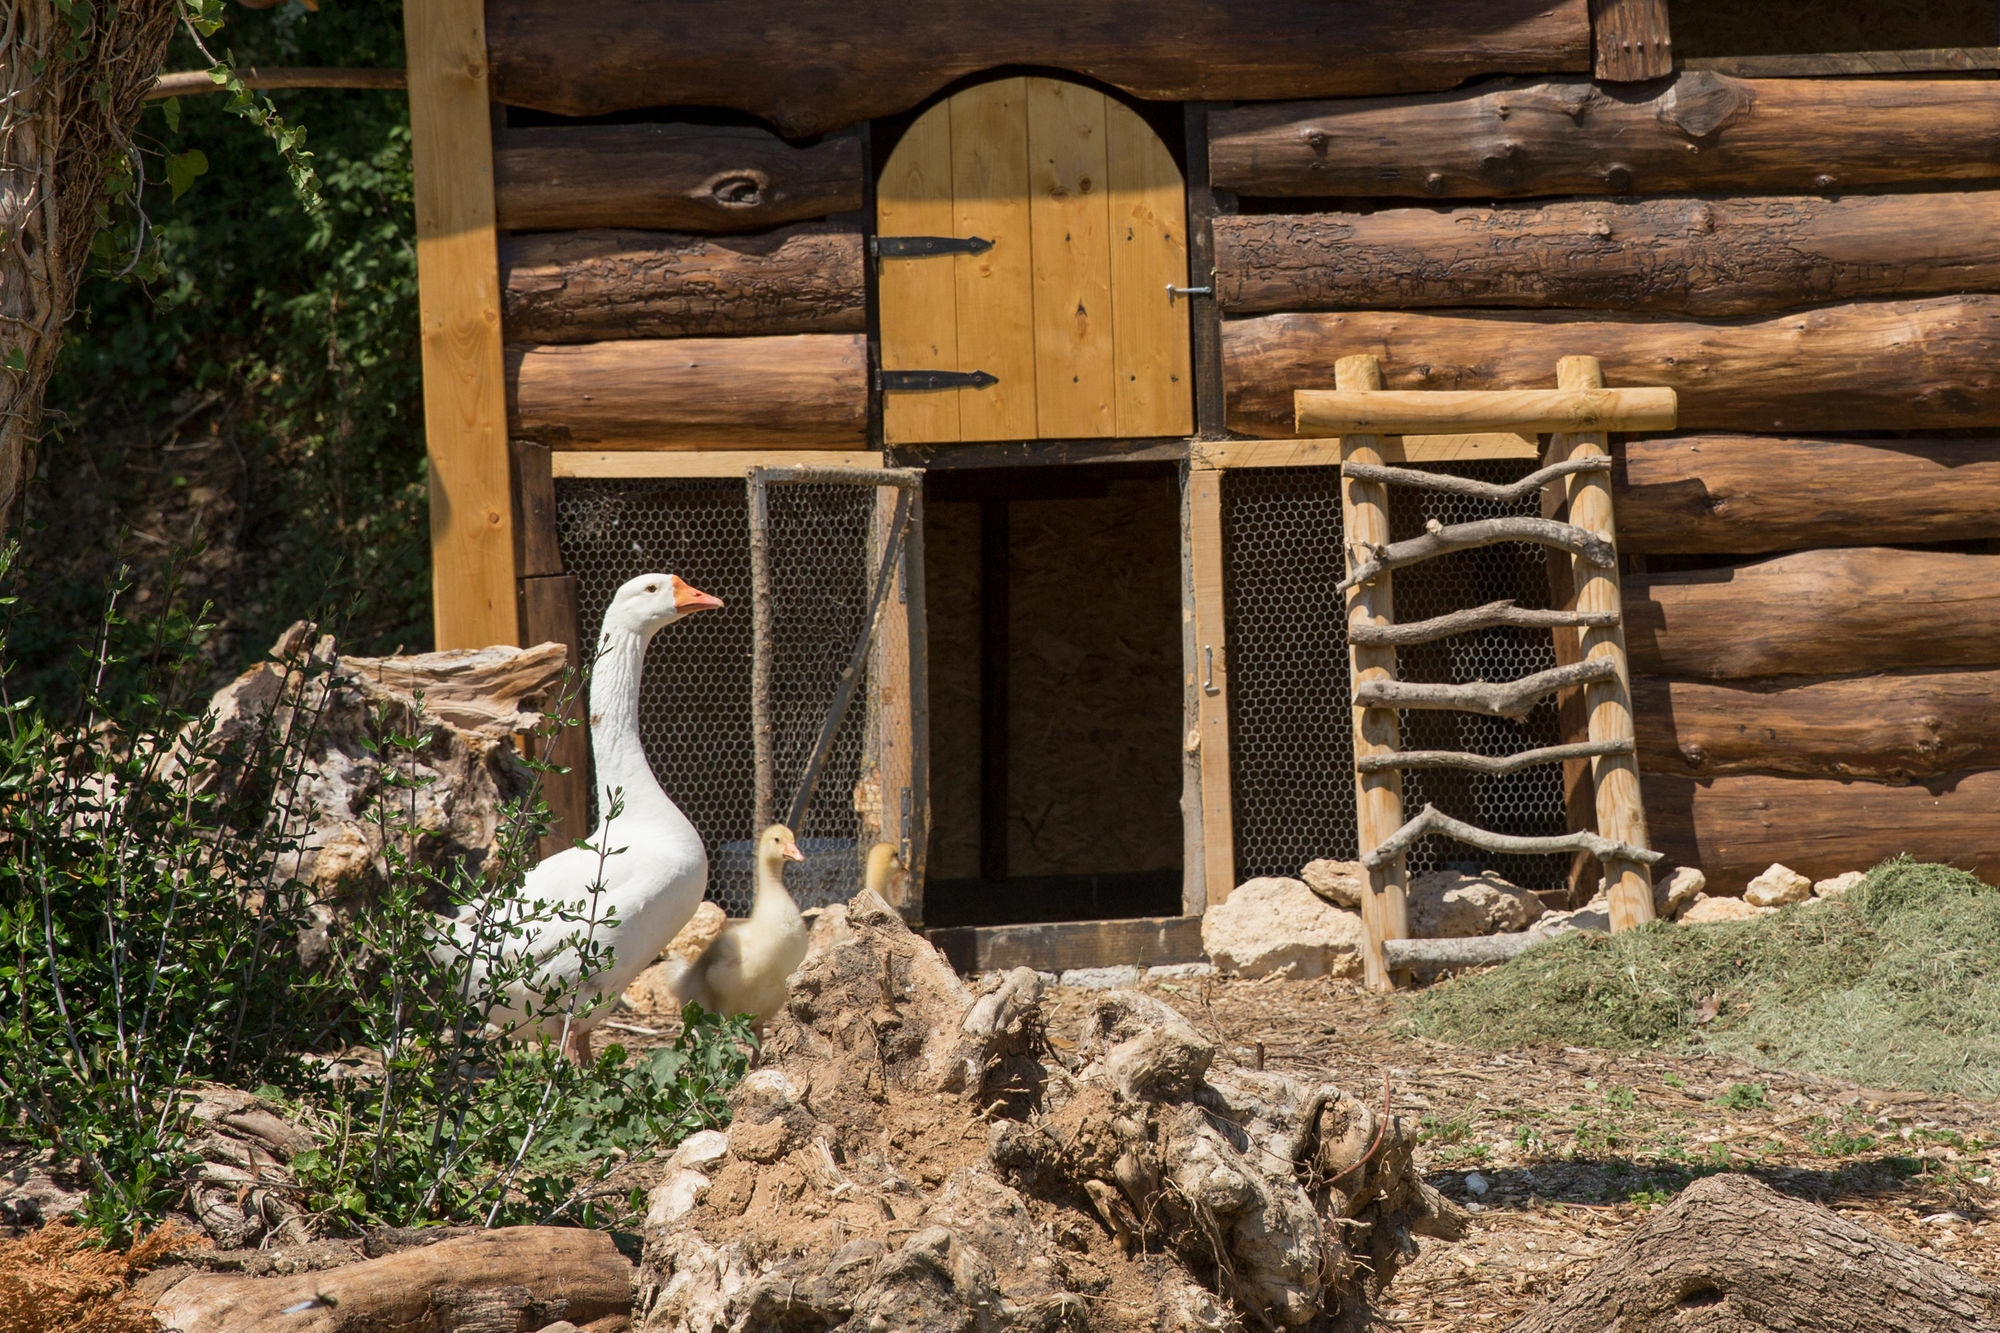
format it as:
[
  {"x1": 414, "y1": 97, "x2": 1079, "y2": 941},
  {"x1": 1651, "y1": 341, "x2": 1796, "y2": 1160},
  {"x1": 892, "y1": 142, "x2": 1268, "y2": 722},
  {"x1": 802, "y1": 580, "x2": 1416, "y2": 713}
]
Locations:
[
  {"x1": 1346, "y1": 599, "x2": 1620, "y2": 646},
  {"x1": 1360, "y1": 804, "x2": 1665, "y2": 872},
  {"x1": 1352, "y1": 658, "x2": 1618, "y2": 722},
  {"x1": 1356, "y1": 738, "x2": 1635, "y2": 776},
  {"x1": 1341, "y1": 455, "x2": 1611, "y2": 504},
  {"x1": 1337, "y1": 517, "x2": 1616, "y2": 594}
]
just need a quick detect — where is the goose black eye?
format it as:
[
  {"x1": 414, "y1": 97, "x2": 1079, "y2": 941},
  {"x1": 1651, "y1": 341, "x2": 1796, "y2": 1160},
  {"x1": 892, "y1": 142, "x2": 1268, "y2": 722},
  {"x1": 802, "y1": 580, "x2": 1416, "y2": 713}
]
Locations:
[{"x1": 644, "y1": 583, "x2": 659, "y2": 594}]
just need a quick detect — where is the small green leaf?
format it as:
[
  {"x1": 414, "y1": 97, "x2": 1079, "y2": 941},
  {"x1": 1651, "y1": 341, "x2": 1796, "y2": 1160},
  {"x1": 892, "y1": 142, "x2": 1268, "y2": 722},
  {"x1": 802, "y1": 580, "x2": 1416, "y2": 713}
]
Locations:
[
  {"x1": 160, "y1": 96, "x2": 180, "y2": 133},
  {"x1": 3, "y1": 349, "x2": 24, "y2": 373},
  {"x1": 167, "y1": 149, "x2": 209, "y2": 203}
]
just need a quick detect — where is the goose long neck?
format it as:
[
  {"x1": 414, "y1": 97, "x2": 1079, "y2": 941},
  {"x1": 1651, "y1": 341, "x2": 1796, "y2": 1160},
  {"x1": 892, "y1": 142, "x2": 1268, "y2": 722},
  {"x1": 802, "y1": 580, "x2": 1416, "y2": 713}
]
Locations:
[
  {"x1": 589, "y1": 624, "x2": 670, "y2": 823},
  {"x1": 753, "y1": 852, "x2": 800, "y2": 921}
]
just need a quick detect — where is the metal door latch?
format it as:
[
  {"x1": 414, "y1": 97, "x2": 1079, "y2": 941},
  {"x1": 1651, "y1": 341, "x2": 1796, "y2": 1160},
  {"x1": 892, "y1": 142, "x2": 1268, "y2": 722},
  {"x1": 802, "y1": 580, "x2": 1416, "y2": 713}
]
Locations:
[
  {"x1": 878, "y1": 369, "x2": 999, "y2": 392},
  {"x1": 873, "y1": 235, "x2": 995, "y2": 259},
  {"x1": 1167, "y1": 283, "x2": 1213, "y2": 304},
  {"x1": 1203, "y1": 645, "x2": 1221, "y2": 694}
]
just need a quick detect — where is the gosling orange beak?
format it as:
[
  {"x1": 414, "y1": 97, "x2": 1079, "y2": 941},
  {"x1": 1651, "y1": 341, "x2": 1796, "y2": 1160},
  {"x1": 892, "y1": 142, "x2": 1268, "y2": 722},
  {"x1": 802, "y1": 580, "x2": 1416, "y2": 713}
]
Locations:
[
  {"x1": 782, "y1": 839, "x2": 805, "y2": 862},
  {"x1": 675, "y1": 582, "x2": 724, "y2": 613}
]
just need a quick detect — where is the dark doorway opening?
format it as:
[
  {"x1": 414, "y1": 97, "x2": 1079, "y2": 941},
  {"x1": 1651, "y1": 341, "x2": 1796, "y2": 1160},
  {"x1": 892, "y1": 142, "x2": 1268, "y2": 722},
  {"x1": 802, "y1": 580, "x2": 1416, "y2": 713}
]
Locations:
[{"x1": 921, "y1": 462, "x2": 1184, "y2": 927}]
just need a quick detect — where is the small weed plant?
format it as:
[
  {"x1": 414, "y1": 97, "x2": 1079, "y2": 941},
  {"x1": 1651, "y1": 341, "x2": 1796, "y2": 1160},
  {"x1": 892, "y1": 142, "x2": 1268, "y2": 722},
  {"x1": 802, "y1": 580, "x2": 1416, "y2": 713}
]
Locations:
[{"x1": 0, "y1": 554, "x2": 750, "y2": 1241}]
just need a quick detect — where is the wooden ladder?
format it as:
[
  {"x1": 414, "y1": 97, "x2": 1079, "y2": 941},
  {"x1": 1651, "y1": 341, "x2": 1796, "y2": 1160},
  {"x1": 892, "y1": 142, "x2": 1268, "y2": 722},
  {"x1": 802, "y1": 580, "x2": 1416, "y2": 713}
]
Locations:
[{"x1": 1295, "y1": 354, "x2": 1677, "y2": 991}]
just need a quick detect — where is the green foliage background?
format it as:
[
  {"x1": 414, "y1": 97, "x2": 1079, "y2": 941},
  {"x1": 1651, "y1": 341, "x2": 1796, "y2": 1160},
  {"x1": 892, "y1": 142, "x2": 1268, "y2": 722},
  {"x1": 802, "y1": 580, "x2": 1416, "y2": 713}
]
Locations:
[{"x1": 26, "y1": 0, "x2": 425, "y2": 706}]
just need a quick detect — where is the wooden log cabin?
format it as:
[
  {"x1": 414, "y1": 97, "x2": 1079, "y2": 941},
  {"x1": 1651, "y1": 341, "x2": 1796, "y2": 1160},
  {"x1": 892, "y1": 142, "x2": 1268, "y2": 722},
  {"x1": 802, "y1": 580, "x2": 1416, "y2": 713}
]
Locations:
[{"x1": 406, "y1": 0, "x2": 2000, "y2": 972}]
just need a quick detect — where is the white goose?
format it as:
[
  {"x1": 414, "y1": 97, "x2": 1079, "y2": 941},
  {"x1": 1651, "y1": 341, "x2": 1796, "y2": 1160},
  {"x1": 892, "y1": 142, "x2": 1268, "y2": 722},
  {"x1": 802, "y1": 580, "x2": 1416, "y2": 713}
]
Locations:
[{"x1": 443, "y1": 572, "x2": 721, "y2": 1063}]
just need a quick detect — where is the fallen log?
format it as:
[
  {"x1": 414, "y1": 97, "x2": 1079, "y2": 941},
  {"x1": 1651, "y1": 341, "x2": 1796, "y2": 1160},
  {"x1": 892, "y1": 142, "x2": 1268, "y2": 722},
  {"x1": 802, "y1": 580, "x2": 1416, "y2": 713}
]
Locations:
[
  {"x1": 1382, "y1": 931, "x2": 1557, "y2": 970},
  {"x1": 1354, "y1": 658, "x2": 1618, "y2": 721},
  {"x1": 1633, "y1": 668, "x2": 2000, "y2": 781},
  {"x1": 1338, "y1": 517, "x2": 1616, "y2": 593},
  {"x1": 500, "y1": 225, "x2": 867, "y2": 343},
  {"x1": 1223, "y1": 297, "x2": 2000, "y2": 436},
  {"x1": 1617, "y1": 435, "x2": 2000, "y2": 554},
  {"x1": 1360, "y1": 803, "x2": 1661, "y2": 871},
  {"x1": 146, "y1": 1227, "x2": 635, "y2": 1333},
  {"x1": 1510, "y1": 1173, "x2": 2000, "y2": 1333},
  {"x1": 1210, "y1": 72, "x2": 2000, "y2": 199},
  {"x1": 1644, "y1": 767, "x2": 2000, "y2": 886},
  {"x1": 493, "y1": 125, "x2": 863, "y2": 233},
  {"x1": 1624, "y1": 548, "x2": 2000, "y2": 679},
  {"x1": 486, "y1": 0, "x2": 1588, "y2": 133},
  {"x1": 1217, "y1": 192, "x2": 2000, "y2": 318},
  {"x1": 1346, "y1": 599, "x2": 1620, "y2": 646},
  {"x1": 506, "y1": 335, "x2": 870, "y2": 448}
]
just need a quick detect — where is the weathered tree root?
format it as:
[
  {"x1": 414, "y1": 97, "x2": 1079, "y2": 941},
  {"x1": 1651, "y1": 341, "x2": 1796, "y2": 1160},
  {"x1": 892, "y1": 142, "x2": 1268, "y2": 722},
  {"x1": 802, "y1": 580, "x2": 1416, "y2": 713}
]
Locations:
[{"x1": 1510, "y1": 1173, "x2": 2000, "y2": 1333}]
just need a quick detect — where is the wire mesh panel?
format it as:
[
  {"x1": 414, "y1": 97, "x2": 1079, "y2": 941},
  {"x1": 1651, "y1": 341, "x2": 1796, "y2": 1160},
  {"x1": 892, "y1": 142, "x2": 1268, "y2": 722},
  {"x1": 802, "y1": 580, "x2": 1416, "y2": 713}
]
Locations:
[
  {"x1": 554, "y1": 478, "x2": 880, "y2": 913},
  {"x1": 1220, "y1": 461, "x2": 1570, "y2": 891}
]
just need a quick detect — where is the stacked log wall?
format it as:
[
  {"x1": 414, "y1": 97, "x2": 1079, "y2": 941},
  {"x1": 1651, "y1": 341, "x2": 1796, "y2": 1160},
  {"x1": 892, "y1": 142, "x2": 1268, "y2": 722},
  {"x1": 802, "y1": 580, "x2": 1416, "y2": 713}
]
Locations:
[{"x1": 1208, "y1": 67, "x2": 2000, "y2": 887}]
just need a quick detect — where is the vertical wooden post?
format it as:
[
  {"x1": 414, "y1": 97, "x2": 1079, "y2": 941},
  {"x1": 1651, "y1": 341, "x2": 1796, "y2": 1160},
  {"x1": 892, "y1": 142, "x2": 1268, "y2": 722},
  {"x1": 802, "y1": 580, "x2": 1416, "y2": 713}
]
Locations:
[
  {"x1": 903, "y1": 485, "x2": 931, "y2": 920},
  {"x1": 518, "y1": 573, "x2": 590, "y2": 860},
  {"x1": 1187, "y1": 469, "x2": 1236, "y2": 906},
  {"x1": 1178, "y1": 466, "x2": 1208, "y2": 916},
  {"x1": 1589, "y1": 0, "x2": 1672, "y2": 82},
  {"x1": 871, "y1": 486, "x2": 919, "y2": 918},
  {"x1": 1556, "y1": 355, "x2": 1656, "y2": 931},
  {"x1": 406, "y1": 0, "x2": 517, "y2": 650},
  {"x1": 1181, "y1": 103, "x2": 1227, "y2": 443},
  {"x1": 748, "y1": 470, "x2": 776, "y2": 832},
  {"x1": 1538, "y1": 435, "x2": 1601, "y2": 906},
  {"x1": 1337, "y1": 354, "x2": 1411, "y2": 992}
]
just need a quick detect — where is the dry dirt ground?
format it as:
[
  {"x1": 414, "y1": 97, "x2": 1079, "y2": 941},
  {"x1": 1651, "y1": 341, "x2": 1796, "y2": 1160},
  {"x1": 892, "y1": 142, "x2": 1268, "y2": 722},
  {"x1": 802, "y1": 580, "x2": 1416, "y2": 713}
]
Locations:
[{"x1": 614, "y1": 968, "x2": 2000, "y2": 1331}]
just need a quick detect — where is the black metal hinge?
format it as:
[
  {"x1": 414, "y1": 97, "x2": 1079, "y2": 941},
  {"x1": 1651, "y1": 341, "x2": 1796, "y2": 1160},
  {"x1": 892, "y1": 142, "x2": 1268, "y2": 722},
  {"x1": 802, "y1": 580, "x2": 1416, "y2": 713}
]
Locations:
[
  {"x1": 872, "y1": 234, "x2": 995, "y2": 259},
  {"x1": 878, "y1": 369, "x2": 999, "y2": 392}
]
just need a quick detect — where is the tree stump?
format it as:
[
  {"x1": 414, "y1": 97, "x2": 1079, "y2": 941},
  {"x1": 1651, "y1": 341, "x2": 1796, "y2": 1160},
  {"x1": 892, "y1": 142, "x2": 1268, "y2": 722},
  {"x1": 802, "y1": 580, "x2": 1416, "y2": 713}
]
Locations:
[{"x1": 1510, "y1": 1173, "x2": 2000, "y2": 1333}]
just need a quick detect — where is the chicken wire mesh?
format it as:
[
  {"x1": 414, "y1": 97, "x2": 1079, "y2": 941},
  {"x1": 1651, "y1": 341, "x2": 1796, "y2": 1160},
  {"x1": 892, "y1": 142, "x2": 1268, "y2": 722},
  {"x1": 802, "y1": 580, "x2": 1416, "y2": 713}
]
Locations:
[
  {"x1": 1220, "y1": 461, "x2": 1571, "y2": 892},
  {"x1": 554, "y1": 477, "x2": 883, "y2": 914}
]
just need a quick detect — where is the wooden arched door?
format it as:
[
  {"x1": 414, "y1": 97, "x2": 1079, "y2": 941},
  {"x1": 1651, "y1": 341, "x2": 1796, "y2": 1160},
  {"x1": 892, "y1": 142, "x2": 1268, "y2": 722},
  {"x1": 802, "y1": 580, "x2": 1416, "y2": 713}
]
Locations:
[{"x1": 877, "y1": 77, "x2": 1193, "y2": 445}]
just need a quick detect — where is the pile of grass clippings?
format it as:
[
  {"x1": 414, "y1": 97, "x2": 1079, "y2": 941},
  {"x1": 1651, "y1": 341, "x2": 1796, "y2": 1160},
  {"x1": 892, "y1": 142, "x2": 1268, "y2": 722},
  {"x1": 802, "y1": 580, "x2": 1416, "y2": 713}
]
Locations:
[
  {"x1": 1405, "y1": 859, "x2": 2000, "y2": 1098},
  {"x1": 0, "y1": 1221, "x2": 200, "y2": 1333}
]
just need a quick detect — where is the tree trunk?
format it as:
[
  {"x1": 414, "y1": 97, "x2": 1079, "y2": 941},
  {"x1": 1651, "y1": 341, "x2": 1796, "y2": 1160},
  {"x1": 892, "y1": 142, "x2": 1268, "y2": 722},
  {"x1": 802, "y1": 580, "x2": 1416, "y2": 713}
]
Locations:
[
  {"x1": 1624, "y1": 548, "x2": 2000, "y2": 679},
  {"x1": 500, "y1": 225, "x2": 866, "y2": 342},
  {"x1": 1210, "y1": 72, "x2": 2000, "y2": 199},
  {"x1": 145, "y1": 1227, "x2": 636, "y2": 1333},
  {"x1": 1511, "y1": 1173, "x2": 1999, "y2": 1332},
  {"x1": 485, "y1": 0, "x2": 1589, "y2": 134},
  {"x1": 1635, "y1": 668, "x2": 2000, "y2": 781},
  {"x1": 0, "y1": 0, "x2": 180, "y2": 536},
  {"x1": 1222, "y1": 298, "x2": 2000, "y2": 437},
  {"x1": 1215, "y1": 193, "x2": 2000, "y2": 318},
  {"x1": 1617, "y1": 436, "x2": 2000, "y2": 554}
]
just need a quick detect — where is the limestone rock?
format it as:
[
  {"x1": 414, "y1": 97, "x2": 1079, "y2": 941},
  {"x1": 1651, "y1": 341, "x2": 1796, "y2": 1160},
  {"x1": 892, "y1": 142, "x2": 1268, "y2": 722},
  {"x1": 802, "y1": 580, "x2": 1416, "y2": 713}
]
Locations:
[
  {"x1": 1680, "y1": 895, "x2": 1776, "y2": 925},
  {"x1": 1057, "y1": 965, "x2": 1144, "y2": 990},
  {"x1": 1814, "y1": 870, "x2": 1867, "y2": 898},
  {"x1": 1744, "y1": 863, "x2": 1812, "y2": 908},
  {"x1": 1300, "y1": 858, "x2": 1366, "y2": 909},
  {"x1": 1657, "y1": 866, "x2": 1706, "y2": 918},
  {"x1": 1408, "y1": 870, "x2": 1544, "y2": 938},
  {"x1": 1203, "y1": 878, "x2": 1365, "y2": 980},
  {"x1": 623, "y1": 901, "x2": 730, "y2": 1012}
]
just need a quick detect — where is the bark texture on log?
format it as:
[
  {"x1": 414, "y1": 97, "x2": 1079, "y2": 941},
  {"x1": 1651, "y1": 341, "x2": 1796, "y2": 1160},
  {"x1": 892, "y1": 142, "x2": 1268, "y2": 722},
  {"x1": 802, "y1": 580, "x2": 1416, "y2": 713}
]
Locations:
[
  {"x1": 1510, "y1": 1173, "x2": 2000, "y2": 1333},
  {"x1": 1222, "y1": 298, "x2": 2000, "y2": 436},
  {"x1": 1617, "y1": 435, "x2": 2000, "y2": 554},
  {"x1": 500, "y1": 225, "x2": 867, "y2": 343},
  {"x1": 147, "y1": 1227, "x2": 636, "y2": 1333},
  {"x1": 487, "y1": 0, "x2": 1589, "y2": 133},
  {"x1": 506, "y1": 335, "x2": 870, "y2": 449},
  {"x1": 1633, "y1": 669, "x2": 2000, "y2": 781},
  {"x1": 494, "y1": 125, "x2": 863, "y2": 233},
  {"x1": 1645, "y1": 768, "x2": 2000, "y2": 886},
  {"x1": 1624, "y1": 548, "x2": 2000, "y2": 679},
  {"x1": 1216, "y1": 192, "x2": 2000, "y2": 318},
  {"x1": 0, "y1": 0, "x2": 181, "y2": 535},
  {"x1": 1210, "y1": 72, "x2": 2000, "y2": 199}
]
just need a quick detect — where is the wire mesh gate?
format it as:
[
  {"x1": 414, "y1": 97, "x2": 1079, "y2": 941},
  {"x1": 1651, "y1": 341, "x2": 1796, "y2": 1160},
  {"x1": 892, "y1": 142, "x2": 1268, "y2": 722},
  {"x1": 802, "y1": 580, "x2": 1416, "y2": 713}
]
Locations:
[
  {"x1": 553, "y1": 467, "x2": 925, "y2": 914},
  {"x1": 1219, "y1": 460, "x2": 1572, "y2": 892}
]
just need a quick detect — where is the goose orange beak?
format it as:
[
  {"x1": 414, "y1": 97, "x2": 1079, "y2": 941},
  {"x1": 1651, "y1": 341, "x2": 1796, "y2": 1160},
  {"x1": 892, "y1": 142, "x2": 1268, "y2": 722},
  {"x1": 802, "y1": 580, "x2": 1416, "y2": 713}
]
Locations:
[
  {"x1": 675, "y1": 583, "x2": 724, "y2": 613},
  {"x1": 782, "y1": 839, "x2": 805, "y2": 862}
]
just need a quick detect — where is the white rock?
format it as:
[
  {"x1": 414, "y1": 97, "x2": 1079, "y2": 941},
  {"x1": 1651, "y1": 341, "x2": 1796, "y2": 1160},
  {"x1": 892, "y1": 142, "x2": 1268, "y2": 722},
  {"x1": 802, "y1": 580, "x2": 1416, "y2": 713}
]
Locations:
[
  {"x1": 1202, "y1": 877, "x2": 1365, "y2": 980},
  {"x1": 1657, "y1": 866, "x2": 1706, "y2": 918},
  {"x1": 1147, "y1": 962, "x2": 1215, "y2": 981},
  {"x1": 646, "y1": 1168, "x2": 712, "y2": 1227},
  {"x1": 1058, "y1": 965, "x2": 1145, "y2": 990},
  {"x1": 667, "y1": 1128, "x2": 732, "y2": 1173},
  {"x1": 1744, "y1": 863, "x2": 1812, "y2": 908},
  {"x1": 1680, "y1": 895, "x2": 1776, "y2": 925},
  {"x1": 1408, "y1": 870, "x2": 1544, "y2": 937},
  {"x1": 1464, "y1": 1172, "x2": 1489, "y2": 1197},
  {"x1": 1299, "y1": 858, "x2": 1366, "y2": 909},
  {"x1": 1813, "y1": 870, "x2": 1866, "y2": 898}
]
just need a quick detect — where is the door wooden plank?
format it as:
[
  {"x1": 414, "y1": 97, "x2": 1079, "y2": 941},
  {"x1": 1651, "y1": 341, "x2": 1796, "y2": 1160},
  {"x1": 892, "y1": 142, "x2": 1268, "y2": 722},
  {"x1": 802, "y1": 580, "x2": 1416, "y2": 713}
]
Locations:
[
  {"x1": 879, "y1": 102, "x2": 961, "y2": 444},
  {"x1": 1026, "y1": 79, "x2": 1116, "y2": 438},
  {"x1": 950, "y1": 77, "x2": 1038, "y2": 441},
  {"x1": 1107, "y1": 102, "x2": 1193, "y2": 437},
  {"x1": 1188, "y1": 469, "x2": 1236, "y2": 904},
  {"x1": 406, "y1": 0, "x2": 517, "y2": 649}
]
